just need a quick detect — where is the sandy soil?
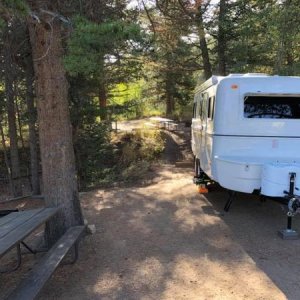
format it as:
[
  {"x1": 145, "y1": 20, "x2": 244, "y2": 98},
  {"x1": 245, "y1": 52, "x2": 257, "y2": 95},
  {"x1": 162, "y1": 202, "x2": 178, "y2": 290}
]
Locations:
[{"x1": 1, "y1": 129, "x2": 300, "y2": 299}]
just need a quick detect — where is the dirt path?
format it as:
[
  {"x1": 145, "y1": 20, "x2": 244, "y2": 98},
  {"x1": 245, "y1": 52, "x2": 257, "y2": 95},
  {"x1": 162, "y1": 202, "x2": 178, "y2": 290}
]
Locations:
[
  {"x1": 1, "y1": 129, "x2": 300, "y2": 299},
  {"x1": 161, "y1": 129, "x2": 193, "y2": 164}
]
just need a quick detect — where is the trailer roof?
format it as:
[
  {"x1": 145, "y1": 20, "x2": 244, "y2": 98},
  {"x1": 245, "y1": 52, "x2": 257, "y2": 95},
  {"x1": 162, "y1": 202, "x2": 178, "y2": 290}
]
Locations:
[
  {"x1": 195, "y1": 73, "x2": 273, "y2": 94},
  {"x1": 195, "y1": 76, "x2": 223, "y2": 93}
]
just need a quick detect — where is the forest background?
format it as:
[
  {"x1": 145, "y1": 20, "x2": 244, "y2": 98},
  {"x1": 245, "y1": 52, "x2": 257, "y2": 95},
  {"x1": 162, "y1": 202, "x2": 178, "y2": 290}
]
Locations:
[{"x1": 0, "y1": 0, "x2": 299, "y2": 199}]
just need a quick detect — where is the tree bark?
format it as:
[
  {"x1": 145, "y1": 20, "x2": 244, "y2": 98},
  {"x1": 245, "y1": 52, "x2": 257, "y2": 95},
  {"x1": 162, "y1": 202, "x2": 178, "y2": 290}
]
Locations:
[
  {"x1": 27, "y1": 13, "x2": 83, "y2": 246},
  {"x1": 15, "y1": 95, "x2": 26, "y2": 151},
  {"x1": 196, "y1": 8, "x2": 212, "y2": 79},
  {"x1": 0, "y1": 120, "x2": 14, "y2": 196},
  {"x1": 166, "y1": 93, "x2": 175, "y2": 117},
  {"x1": 165, "y1": 71, "x2": 175, "y2": 116},
  {"x1": 25, "y1": 50, "x2": 40, "y2": 195},
  {"x1": 218, "y1": 0, "x2": 227, "y2": 76},
  {"x1": 99, "y1": 82, "x2": 108, "y2": 121},
  {"x1": 4, "y1": 27, "x2": 22, "y2": 197}
]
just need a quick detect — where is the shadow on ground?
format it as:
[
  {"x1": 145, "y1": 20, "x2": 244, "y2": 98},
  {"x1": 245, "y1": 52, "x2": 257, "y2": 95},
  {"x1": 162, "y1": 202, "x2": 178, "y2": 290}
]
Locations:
[{"x1": 204, "y1": 189, "x2": 300, "y2": 300}]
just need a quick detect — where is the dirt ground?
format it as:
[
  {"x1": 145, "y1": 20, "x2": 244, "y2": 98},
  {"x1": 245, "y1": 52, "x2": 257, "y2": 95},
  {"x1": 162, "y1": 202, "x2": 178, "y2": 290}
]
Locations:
[{"x1": 1, "y1": 129, "x2": 300, "y2": 299}]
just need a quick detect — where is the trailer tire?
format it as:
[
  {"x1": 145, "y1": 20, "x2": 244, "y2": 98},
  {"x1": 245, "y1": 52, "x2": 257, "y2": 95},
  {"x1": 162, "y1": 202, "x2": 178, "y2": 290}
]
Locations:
[{"x1": 194, "y1": 157, "x2": 201, "y2": 177}]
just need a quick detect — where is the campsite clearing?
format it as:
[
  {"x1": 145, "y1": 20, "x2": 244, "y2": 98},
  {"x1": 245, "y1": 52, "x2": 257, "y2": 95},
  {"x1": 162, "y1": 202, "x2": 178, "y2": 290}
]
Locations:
[{"x1": 1, "y1": 130, "x2": 300, "y2": 299}]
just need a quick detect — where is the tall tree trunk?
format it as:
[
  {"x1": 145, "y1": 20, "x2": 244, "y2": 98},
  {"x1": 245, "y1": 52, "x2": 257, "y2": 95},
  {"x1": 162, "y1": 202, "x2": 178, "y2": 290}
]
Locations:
[
  {"x1": 165, "y1": 71, "x2": 175, "y2": 116},
  {"x1": 25, "y1": 50, "x2": 40, "y2": 195},
  {"x1": 196, "y1": 8, "x2": 212, "y2": 79},
  {"x1": 218, "y1": 0, "x2": 227, "y2": 76},
  {"x1": 15, "y1": 95, "x2": 26, "y2": 151},
  {"x1": 275, "y1": 0, "x2": 294, "y2": 74},
  {"x1": 99, "y1": 82, "x2": 107, "y2": 121},
  {"x1": 166, "y1": 93, "x2": 175, "y2": 117},
  {"x1": 0, "y1": 120, "x2": 14, "y2": 196},
  {"x1": 283, "y1": 0, "x2": 294, "y2": 74},
  {"x1": 4, "y1": 28, "x2": 22, "y2": 197},
  {"x1": 27, "y1": 13, "x2": 83, "y2": 246}
]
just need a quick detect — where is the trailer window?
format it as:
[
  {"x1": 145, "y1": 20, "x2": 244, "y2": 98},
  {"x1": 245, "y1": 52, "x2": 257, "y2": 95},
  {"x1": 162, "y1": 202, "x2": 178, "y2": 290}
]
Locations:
[
  {"x1": 193, "y1": 94, "x2": 202, "y2": 118},
  {"x1": 198, "y1": 101, "x2": 202, "y2": 118},
  {"x1": 201, "y1": 93, "x2": 208, "y2": 121},
  {"x1": 193, "y1": 102, "x2": 196, "y2": 118},
  {"x1": 208, "y1": 96, "x2": 215, "y2": 119},
  {"x1": 244, "y1": 96, "x2": 300, "y2": 119}
]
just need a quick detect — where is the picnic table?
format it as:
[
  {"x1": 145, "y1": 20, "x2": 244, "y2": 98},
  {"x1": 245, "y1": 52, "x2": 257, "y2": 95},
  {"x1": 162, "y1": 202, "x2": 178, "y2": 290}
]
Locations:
[
  {"x1": 0, "y1": 207, "x2": 59, "y2": 273},
  {"x1": 1, "y1": 207, "x2": 85, "y2": 300}
]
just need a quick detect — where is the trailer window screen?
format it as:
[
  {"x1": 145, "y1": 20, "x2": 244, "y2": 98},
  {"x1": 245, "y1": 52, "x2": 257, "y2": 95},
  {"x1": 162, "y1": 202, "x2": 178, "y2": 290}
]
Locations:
[{"x1": 244, "y1": 96, "x2": 300, "y2": 119}]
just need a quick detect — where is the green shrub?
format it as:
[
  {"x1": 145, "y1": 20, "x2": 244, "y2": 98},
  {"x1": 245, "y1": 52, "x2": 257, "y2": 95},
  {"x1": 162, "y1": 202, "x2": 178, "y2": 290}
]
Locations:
[
  {"x1": 74, "y1": 122, "x2": 115, "y2": 189},
  {"x1": 117, "y1": 129, "x2": 164, "y2": 182},
  {"x1": 74, "y1": 126, "x2": 164, "y2": 189},
  {"x1": 119, "y1": 129, "x2": 164, "y2": 165}
]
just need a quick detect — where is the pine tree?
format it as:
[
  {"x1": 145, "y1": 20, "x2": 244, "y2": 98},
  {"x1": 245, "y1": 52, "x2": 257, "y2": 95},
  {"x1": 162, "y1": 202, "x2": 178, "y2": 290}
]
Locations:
[{"x1": 26, "y1": 1, "x2": 84, "y2": 245}]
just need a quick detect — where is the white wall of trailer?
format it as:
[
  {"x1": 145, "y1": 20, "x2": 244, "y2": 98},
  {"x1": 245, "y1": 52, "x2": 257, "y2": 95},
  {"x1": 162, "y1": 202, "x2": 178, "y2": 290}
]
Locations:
[
  {"x1": 192, "y1": 74, "x2": 300, "y2": 196},
  {"x1": 214, "y1": 75, "x2": 300, "y2": 136}
]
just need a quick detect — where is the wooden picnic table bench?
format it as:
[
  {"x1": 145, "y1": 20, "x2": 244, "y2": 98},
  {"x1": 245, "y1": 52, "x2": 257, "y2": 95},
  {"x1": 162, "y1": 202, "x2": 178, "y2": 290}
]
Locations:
[{"x1": 0, "y1": 208, "x2": 85, "y2": 300}]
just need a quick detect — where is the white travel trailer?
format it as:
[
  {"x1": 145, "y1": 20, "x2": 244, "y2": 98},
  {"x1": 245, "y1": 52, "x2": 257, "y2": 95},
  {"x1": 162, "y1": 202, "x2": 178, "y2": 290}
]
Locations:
[{"x1": 192, "y1": 74, "x2": 300, "y2": 224}]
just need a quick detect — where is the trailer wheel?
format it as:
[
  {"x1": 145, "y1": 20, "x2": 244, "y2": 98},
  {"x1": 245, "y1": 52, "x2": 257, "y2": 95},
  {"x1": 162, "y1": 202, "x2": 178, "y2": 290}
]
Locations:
[{"x1": 194, "y1": 157, "x2": 201, "y2": 177}]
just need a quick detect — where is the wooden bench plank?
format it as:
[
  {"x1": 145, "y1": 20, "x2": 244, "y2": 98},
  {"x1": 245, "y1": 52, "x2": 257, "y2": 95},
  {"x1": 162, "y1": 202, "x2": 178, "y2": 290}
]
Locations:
[
  {"x1": 8, "y1": 226, "x2": 85, "y2": 300},
  {"x1": 0, "y1": 208, "x2": 60, "y2": 257},
  {"x1": 0, "y1": 209, "x2": 45, "y2": 239},
  {"x1": 0, "y1": 211, "x2": 20, "y2": 227}
]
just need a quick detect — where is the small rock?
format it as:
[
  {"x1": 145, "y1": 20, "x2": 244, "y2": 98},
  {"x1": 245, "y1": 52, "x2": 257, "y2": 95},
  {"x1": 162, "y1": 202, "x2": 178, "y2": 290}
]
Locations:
[{"x1": 87, "y1": 224, "x2": 96, "y2": 234}]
